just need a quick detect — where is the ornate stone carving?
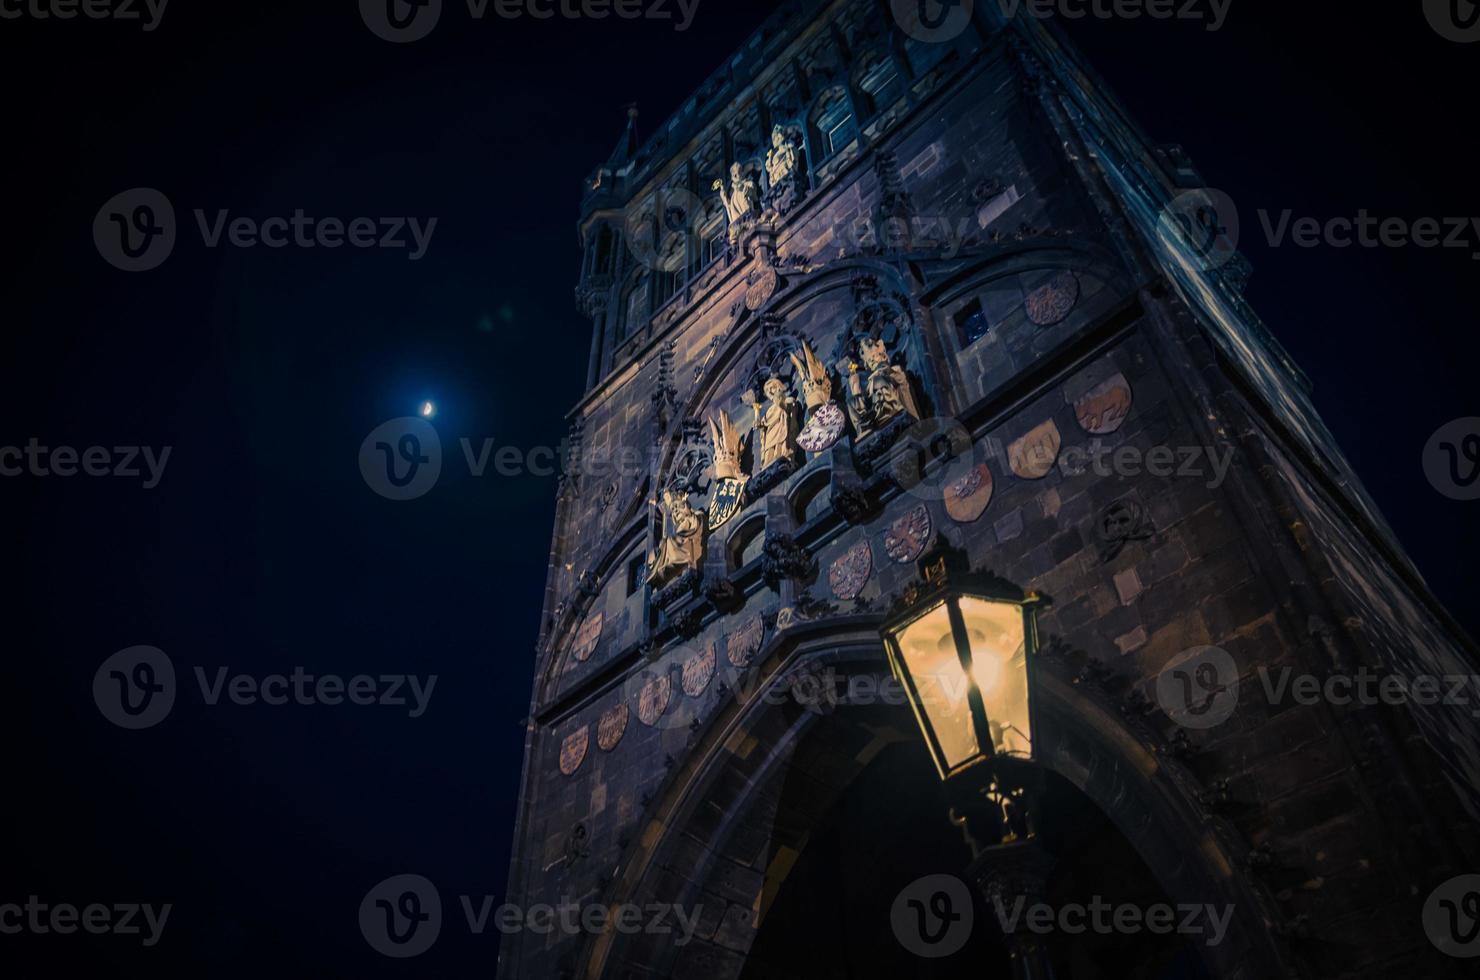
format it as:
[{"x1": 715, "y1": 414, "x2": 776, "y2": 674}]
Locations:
[
  {"x1": 829, "y1": 540, "x2": 873, "y2": 600},
  {"x1": 789, "y1": 340, "x2": 833, "y2": 411},
  {"x1": 571, "y1": 611, "x2": 603, "y2": 663},
  {"x1": 833, "y1": 484, "x2": 875, "y2": 525},
  {"x1": 648, "y1": 488, "x2": 707, "y2": 588},
  {"x1": 681, "y1": 641, "x2": 717, "y2": 697},
  {"x1": 884, "y1": 504, "x2": 933, "y2": 564},
  {"x1": 1098, "y1": 498, "x2": 1154, "y2": 561},
  {"x1": 559, "y1": 726, "x2": 590, "y2": 776},
  {"x1": 1025, "y1": 271, "x2": 1079, "y2": 326},
  {"x1": 761, "y1": 533, "x2": 815, "y2": 591},
  {"x1": 1007, "y1": 420, "x2": 1062, "y2": 480},
  {"x1": 726, "y1": 615, "x2": 766, "y2": 668},
  {"x1": 597, "y1": 702, "x2": 629, "y2": 751},
  {"x1": 1073, "y1": 373, "x2": 1133, "y2": 435},
  {"x1": 637, "y1": 673, "x2": 671, "y2": 726},
  {"x1": 945, "y1": 463, "x2": 995, "y2": 523}
]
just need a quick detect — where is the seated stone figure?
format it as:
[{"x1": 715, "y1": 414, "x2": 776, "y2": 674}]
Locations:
[{"x1": 647, "y1": 487, "x2": 706, "y2": 588}]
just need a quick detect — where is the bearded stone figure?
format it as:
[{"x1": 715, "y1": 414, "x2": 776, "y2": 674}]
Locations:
[
  {"x1": 713, "y1": 162, "x2": 762, "y2": 244},
  {"x1": 744, "y1": 376, "x2": 800, "y2": 472},
  {"x1": 846, "y1": 337, "x2": 920, "y2": 438},
  {"x1": 647, "y1": 487, "x2": 706, "y2": 588}
]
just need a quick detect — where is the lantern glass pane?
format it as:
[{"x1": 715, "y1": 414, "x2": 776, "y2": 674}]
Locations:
[
  {"x1": 894, "y1": 601, "x2": 980, "y2": 770},
  {"x1": 958, "y1": 596, "x2": 1031, "y2": 757}
]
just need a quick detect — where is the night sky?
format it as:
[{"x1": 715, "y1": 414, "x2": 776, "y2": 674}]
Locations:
[{"x1": 2, "y1": 2, "x2": 1476, "y2": 976}]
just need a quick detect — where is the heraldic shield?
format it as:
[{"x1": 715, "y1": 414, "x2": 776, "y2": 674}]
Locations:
[{"x1": 708, "y1": 477, "x2": 746, "y2": 531}]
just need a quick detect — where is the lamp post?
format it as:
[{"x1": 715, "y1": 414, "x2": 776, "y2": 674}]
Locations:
[{"x1": 881, "y1": 537, "x2": 1056, "y2": 980}]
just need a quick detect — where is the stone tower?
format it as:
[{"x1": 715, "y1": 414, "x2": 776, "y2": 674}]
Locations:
[{"x1": 502, "y1": 3, "x2": 1480, "y2": 977}]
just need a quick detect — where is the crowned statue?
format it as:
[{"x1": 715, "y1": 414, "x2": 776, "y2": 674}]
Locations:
[
  {"x1": 845, "y1": 337, "x2": 920, "y2": 439},
  {"x1": 647, "y1": 487, "x2": 706, "y2": 588}
]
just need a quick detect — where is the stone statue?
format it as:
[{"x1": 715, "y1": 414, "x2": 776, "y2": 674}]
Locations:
[
  {"x1": 765, "y1": 125, "x2": 801, "y2": 187},
  {"x1": 788, "y1": 340, "x2": 833, "y2": 411},
  {"x1": 845, "y1": 337, "x2": 920, "y2": 438},
  {"x1": 714, "y1": 162, "x2": 761, "y2": 243},
  {"x1": 744, "y1": 376, "x2": 800, "y2": 473},
  {"x1": 647, "y1": 487, "x2": 706, "y2": 588},
  {"x1": 763, "y1": 125, "x2": 805, "y2": 218}
]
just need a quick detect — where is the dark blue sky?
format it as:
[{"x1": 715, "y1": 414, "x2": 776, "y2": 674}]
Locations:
[{"x1": 2, "y1": 2, "x2": 1475, "y2": 976}]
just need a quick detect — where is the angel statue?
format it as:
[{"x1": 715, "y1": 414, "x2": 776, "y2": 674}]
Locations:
[
  {"x1": 713, "y1": 162, "x2": 762, "y2": 244},
  {"x1": 845, "y1": 337, "x2": 921, "y2": 439},
  {"x1": 647, "y1": 487, "x2": 706, "y2": 588},
  {"x1": 743, "y1": 376, "x2": 800, "y2": 472}
]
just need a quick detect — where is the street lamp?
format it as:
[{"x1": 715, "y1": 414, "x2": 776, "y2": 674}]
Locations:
[{"x1": 882, "y1": 537, "x2": 1055, "y2": 978}]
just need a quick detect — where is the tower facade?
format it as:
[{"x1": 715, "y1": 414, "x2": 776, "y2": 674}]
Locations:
[{"x1": 503, "y1": 3, "x2": 1480, "y2": 977}]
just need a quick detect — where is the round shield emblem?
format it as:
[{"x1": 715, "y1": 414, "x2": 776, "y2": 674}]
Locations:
[{"x1": 797, "y1": 402, "x2": 846, "y2": 454}]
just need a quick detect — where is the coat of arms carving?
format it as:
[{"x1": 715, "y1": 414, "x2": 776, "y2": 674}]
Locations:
[
  {"x1": 883, "y1": 504, "x2": 932, "y2": 564},
  {"x1": 597, "y1": 702, "x2": 629, "y2": 752},
  {"x1": 944, "y1": 463, "x2": 995, "y2": 523},
  {"x1": 559, "y1": 726, "x2": 590, "y2": 776},
  {"x1": 1025, "y1": 271, "x2": 1079, "y2": 326},
  {"x1": 1008, "y1": 420, "x2": 1062, "y2": 480},
  {"x1": 828, "y1": 539, "x2": 873, "y2": 600},
  {"x1": 1074, "y1": 373, "x2": 1133, "y2": 436},
  {"x1": 726, "y1": 615, "x2": 766, "y2": 668},
  {"x1": 637, "y1": 672, "x2": 672, "y2": 726},
  {"x1": 682, "y1": 641, "x2": 717, "y2": 698},
  {"x1": 571, "y1": 611, "x2": 603, "y2": 663}
]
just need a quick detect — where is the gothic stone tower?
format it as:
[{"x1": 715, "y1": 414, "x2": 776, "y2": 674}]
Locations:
[{"x1": 501, "y1": 3, "x2": 1480, "y2": 977}]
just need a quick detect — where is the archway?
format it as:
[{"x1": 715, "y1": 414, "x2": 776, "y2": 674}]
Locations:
[{"x1": 580, "y1": 619, "x2": 1290, "y2": 978}]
